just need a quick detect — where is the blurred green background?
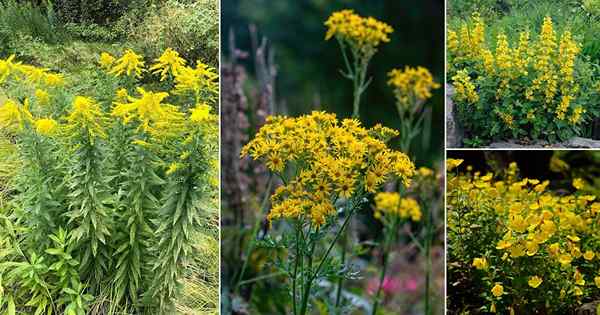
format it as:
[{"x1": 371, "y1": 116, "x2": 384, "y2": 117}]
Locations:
[{"x1": 222, "y1": 0, "x2": 445, "y2": 166}]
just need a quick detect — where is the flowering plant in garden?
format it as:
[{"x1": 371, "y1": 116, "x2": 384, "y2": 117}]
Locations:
[
  {"x1": 448, "y1": 13, "x2": 600, "y2": 144},
  {"x1": 447, "y1": 159, "x2": 600, "y2": 313},
  {"x1": 325, "y1": 9, "x2": 393, "y2": 117},
  {"x1": 0, "y1": 48, "x2": 218, "y2": 314},
  {"x1": 242, "y1": 111, "x2": 415, "y2": 315}
]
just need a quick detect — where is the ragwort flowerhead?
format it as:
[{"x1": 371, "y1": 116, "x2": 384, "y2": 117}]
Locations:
[
  {"x1": 242, "y1": 111, "x2": 414, "y2": 227},
  {"x1": 325, "y1": 10, "x2": 393, "y2": 55},
  {"x1": 388, "y1": 66, "x2": 440, "y2": 106},
  {"x1": 35, "y1": 118, "x2": 58, "y2": 136},
  {"x1": 109, "y1": 49, "x2": 145, "y2": 78}
]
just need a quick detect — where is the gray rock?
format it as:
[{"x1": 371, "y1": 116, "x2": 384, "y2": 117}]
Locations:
[
  {"x1": 446, "y1": 84, "x2": 463, "y2": 148},
  {"x1": 563, "y1": 137, "x2": 600, "y2": 148},
  {"x1": 575, "y1": 300, "x2": 600, "y2": 315}
]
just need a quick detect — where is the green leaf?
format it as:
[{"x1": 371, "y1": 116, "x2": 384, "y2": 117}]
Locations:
[{"x1": 7, "y1": 295, "x2": 15, "y2": 315}]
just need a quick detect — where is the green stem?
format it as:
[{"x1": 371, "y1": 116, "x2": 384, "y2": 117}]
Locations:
[
  {"x1": 371, "y1": 223, "x2": 394, "y2": 315},
  {"x1": 299, "y1": 229, "x2": 317, "y2": 315},
  {"x1": 235, "y1": 175, "x2": 273, "y2": 292},
  {"x1": 334, "y1": 231, "x2": 347, "y2": 312},
  {"x1": 292, "y1": 221, "x2": 301, "y2": 315},
  {"x1": 424, "y1": 204, "x2": 433, "y2": 315}
]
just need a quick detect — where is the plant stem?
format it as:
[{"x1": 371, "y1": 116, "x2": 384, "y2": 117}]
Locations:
[
  {"x1": 299, "y1": 230, "x2": 317, "y2": 315},
  {"x1": 235, "y1": 175, "x2": 273, "y2": 293},
  {"x1": 293, "y1": 222, "x2": 301, "y2": 315},
  {"x1": 334, "y1": 231, "x2": 347, "y2": 313},
  {"x1": 371, "y1": 226, "x2": 393, "y2": 315},
  {"x1": 424, "y1": 204, "x2": 433, "y2": 315}
]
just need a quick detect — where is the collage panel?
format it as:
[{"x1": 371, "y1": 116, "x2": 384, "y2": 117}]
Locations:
[
  {"x1": 0, "y1": 1, "x2": 219, "y2": 314},
  {"x1": 447, "y1": 150, "x2": 600, "y2": 314},
  {"x1": 221, "y1": 1, "x2": 445, "y2": 314},
  {"x1": 446, "y1": 0, "x2": 600, "y2": 148}
]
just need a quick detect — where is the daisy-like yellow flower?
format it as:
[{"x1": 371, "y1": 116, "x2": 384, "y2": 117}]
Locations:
[
  {"x1": 446, "y1": 158, "x2": 464, "y2": 172},
  {"x1": 472, "y1": 257, "x2": 488, "y2": 270},
  {"x1": 150, "y1": 48, "x2": 186, "y2": 81},
  {"x1": 491, "y1": 283, "x2": 504, "y2": 297},
  {"x1": 35, "y1": 89, "x2": 50, "y2": 106},
  {"x1": 572, "y1": 178, "x2": 585, "y2": 190},
  {"x1": 528, "y1": 276, "x2": 543, "y2": 288},
  {"x1": 109, "y1": 49, "x2": 145, "y2": 78},
  {"x1": 583, "y1": 250, "x2": 595, "y2": 261}
]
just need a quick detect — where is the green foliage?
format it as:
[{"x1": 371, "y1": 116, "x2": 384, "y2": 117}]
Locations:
[
  {"x1": 0, "y1": 0, "x2": 62, "y2": 44},
  {"x1": 125, "y1": 0, "x2": 219, "y2": 67},
  {"x1": 0, "y1": 48, "x2": 219, "y2": 314}
]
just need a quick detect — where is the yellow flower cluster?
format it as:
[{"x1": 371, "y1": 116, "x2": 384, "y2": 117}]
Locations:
[
  {"x1": 374, "y1": 192, "x2": 421, "y2": 222},
  {"x1": 452, "y1": 70, "x2": 478, "y2": 104},
  {"x1": 108, "y1": 49, "x2": 146, "y2": 78},
  {"x1": 0, "y1": 54, "x2": 64, "y2": 87},
  {"x1": 66, "y1": 96, "x2": 108, "y2": 139},
  {"x1": 449, "y1": 15, "x2": 585, "y2": 126},
  {"x1": 149, "y1": 48, "x2": 187, "y2": 81},
  {"x1": 387, "y1": 66, "x2": 440, "y2": 105},
  {"x1": 325, "y1": 9, "x2": 393, "y2": 54},
  {"x1": 101, "y1": 49, "x2": 218, "y2": 104},
  {"x1": 448, "y1": 161, "x2": 600, "y2": 309},
  {"x1": 242, "y1": 111, "x2": 414, "y2": 227},
  {"x1": 111, "y1": 88, "x2": 184, "y2": 138},
  {"x1": 0, "y1": 99, "x2": 33, "y2": 131}
]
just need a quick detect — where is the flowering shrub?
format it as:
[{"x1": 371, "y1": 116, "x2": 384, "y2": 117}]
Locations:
[
  {"x1": 447, "y1": 159, "x2": 600, "y2": 313},
  {"x1": 0, "y1": 48, "x2": 218, "y2": 314},
  {"x1": 448, "y1": 13, "x2": 600, "y2": 144}
]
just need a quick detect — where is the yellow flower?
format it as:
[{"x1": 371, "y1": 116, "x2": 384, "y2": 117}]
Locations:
[
  {"x1": 66, "y1": 96, "x2": 107, "y2": 139},
  {"x1": 594, "y1": 276, "x2": 600, "y2": 288},
  {"x1": 452, "y1": 70, "x2": 479, "y2": 104},
  {"x1": 325, "y1": 9, "x2": 393, "y2": 53},
  {"x1": 35, "y1": 89, "x2": 50, "y2": 106},
  {"x1": 491, "y1": 283, "x2": 504, "y2": 297},
  {"x1": 573, "y1": 286, "x2": 583, "y2": 296},
  {"x1": 99, "y1": 52, "x2": 115, "y2": 69},
  {"x1": 558, "y1": 253, "x2": 573, "y2": 266},
  {"x1": 0, "y1": 99, "x2": 33, "y2": 131},
  {"x1": 149, "y1": 48, "x2": 186, "y2": 81},
  {"x1": 109, "y1": 49, "x2": 145, "y2": 78},
  {"x1": 472, "y1": 257, "x2": 488, "y2": 270},
  {"x1": 374, "y1": 192, "x2": 421, "y2": 222},
  {"x1": 35, "y1": 118, "x2": 58, "y2": 136},
  {"x1": 447, "y1": 159, "x2": 464, "y2": 172},
  {"x1": 387, "y1": 66, "x2": 440, "y2": 105},
  {"x1": 166, "y1": 162, "x2": 184, "y2": 175},
  {"x1": 583, "y1": 250, "x2": 595, "y2": 261},
  {"x1": 572, "y1": 178, "x2": 585, "y2": 190},
  {"x1": 242, "y1": 111, "x2": 414, "y2": 227},
  {"x1": 112, "y1": 88, "x2": 184, "y2": 137},
  {"x1": 173, "y1": 61, "x2": 218, "y2": 100},
  {"x1": 190, "y1": 103, "x2": 212, "y2": 123},
  {"x1": 0, "y1": 54, "x2": 16, "y2": 83},
  {"x1": 528, "y1": 276, "x2": 543, "y2": 288}
]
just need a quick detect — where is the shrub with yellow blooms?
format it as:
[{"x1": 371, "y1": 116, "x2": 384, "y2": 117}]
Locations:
[
  {"x1": 448, "y1": 13, "x2": 600, "y2": 144},
  {"x1": 448, "y1": 158, "x2": 600, "y2": 313},
  {"x1": 0, "y1": 48, "x2": 218, "y2": 315}
]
